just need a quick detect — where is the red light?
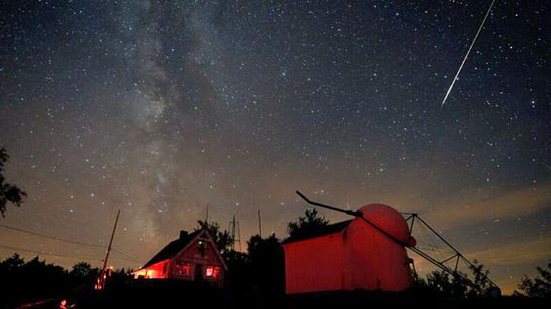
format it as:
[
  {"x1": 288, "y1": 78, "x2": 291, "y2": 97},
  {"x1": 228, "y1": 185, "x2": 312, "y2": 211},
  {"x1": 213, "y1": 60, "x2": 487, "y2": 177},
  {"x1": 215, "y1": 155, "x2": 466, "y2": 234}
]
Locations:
[
  {"x1": 205, "y1": 266, "x2": 220, "y2": 278},
  {"x1": 212, "y1": 267, "x2": 220, "y2": 278},
  {"x1": 182, "y1": 263, "x2": 191, "y2": 276},
  {"x1": 206, "y1": 266, "x2": 213, "y2": 277}
]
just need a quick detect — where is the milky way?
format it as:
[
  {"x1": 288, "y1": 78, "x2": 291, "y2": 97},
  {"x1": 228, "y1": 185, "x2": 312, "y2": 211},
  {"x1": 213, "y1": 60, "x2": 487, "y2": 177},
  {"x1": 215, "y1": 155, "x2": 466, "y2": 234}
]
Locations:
[{"x1": 0, "y1": 1, "x2": 549, "y2": 293}]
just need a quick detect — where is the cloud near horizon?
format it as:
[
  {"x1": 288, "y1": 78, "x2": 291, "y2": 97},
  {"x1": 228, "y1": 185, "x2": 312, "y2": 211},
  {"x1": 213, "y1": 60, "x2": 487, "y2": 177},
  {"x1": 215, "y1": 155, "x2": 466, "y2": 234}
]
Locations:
[{"x1": 425, "y1": 182, "x2": 551, "y2": 231}]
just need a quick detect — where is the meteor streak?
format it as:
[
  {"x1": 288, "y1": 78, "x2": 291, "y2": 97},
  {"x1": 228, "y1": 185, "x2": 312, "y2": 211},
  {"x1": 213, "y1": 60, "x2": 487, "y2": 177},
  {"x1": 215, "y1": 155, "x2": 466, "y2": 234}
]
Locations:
[{"x1": 441, "y1": 0, "x2": 497, "y2": 106}]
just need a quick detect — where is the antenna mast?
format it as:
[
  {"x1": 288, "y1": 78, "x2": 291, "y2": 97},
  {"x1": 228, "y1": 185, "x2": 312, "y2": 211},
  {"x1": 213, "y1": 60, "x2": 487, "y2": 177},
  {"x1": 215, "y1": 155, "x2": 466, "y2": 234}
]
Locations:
[
  {"x1": 229, "y1": 215, "x2": 241, "y2": 251},
  {"x1": 258, "y1": 209, "x2": 262, "y2": 238},
  {"x1": 237, "y1": 221, "x2": 241, "y2": 251}
]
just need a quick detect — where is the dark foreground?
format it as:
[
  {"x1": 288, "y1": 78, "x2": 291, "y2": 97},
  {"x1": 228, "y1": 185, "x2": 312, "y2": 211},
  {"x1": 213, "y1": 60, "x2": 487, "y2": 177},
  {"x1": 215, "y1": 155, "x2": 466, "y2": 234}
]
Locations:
[{"x1": 11, "y1": 280, "x2": 548, "y2": 309}]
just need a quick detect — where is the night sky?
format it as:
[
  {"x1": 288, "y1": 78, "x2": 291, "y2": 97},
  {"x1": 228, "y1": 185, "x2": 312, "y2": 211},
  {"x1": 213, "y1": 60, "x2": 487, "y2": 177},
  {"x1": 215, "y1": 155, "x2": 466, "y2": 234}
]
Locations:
[{"x1": 0, "y1": 0, "x2": 549, "y2": 294}]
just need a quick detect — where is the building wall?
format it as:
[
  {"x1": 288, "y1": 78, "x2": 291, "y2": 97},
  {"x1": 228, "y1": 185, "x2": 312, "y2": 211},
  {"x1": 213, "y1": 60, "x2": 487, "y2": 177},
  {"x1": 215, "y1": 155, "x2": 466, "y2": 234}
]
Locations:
[{"x1": 283, "y1": 233, "x2": 344, "y2": 294}]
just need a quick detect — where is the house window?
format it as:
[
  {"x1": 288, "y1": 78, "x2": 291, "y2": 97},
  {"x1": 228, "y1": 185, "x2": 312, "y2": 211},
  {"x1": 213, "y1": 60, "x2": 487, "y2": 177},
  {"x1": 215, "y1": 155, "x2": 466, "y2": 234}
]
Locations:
[
  {"x1": 174, "y1": 262, "x2": 192, "y2": 277},
  {"x1": 205, "y1": 266, "x2": 221, "y2": 279},
  {"x1": 182, "y1": 263, "x2": 192, "y2": 276}
]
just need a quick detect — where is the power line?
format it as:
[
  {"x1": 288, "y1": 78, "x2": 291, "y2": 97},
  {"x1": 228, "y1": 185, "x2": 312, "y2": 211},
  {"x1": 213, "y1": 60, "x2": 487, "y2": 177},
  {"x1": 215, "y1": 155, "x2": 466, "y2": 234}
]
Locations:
[
  {"x1": 0, "y1": 223, "x2": 105, "y2": 249},
  {"x1": 111, "y1": 249, "x2": 141, "y2": 264},
  {"x1": 0, "y1": 244, "x2": 103, "y2": 262},
  {"x1": 0, "y1": 224, "x2": 140, "y2": 264}
]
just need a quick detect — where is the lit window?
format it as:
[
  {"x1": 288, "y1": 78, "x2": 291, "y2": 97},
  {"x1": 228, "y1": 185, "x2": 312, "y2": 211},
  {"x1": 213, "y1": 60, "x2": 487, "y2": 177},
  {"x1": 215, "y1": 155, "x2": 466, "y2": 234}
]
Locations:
[{"x1": 205, "y1": 266, "x2": 220, "y2": 278}]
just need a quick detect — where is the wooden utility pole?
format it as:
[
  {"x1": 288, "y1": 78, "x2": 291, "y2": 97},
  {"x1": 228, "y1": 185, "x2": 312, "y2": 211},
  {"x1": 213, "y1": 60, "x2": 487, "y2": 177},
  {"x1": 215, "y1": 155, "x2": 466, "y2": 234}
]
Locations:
[{"x1": 96, "y1": 209, "x2": 120, "y2": 290}]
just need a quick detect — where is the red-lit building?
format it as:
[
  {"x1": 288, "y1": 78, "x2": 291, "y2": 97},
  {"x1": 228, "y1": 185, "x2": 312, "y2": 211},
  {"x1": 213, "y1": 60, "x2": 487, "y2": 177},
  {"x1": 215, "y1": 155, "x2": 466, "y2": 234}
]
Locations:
[
  {"x1": 133, "y1": 229, "x2": 227, "y2": 287},
  {"x1": 282, "y1": 204, "x2": 416, "y2": 294}
]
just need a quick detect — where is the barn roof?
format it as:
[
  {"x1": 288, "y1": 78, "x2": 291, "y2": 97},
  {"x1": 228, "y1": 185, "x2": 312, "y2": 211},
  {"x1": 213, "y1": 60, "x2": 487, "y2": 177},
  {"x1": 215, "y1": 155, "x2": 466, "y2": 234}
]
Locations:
[
  {"x1": 282, "y1": 219, "x2": 352, "y2": 244},
  {"x1": 141, "y1": 230, "x2": 201, "y2": 269}
]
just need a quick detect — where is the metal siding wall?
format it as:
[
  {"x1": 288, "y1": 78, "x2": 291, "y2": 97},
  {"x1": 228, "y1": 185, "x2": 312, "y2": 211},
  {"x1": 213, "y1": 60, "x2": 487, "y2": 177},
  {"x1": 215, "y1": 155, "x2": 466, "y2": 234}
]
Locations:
[{"x1": 284, "y1": 233, "x2": 344, "y2": 294}]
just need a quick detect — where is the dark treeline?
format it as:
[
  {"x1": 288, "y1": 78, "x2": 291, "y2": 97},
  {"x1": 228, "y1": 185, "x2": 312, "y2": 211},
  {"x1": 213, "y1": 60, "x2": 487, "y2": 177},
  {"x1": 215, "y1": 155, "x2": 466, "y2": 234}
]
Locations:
[{"x1": 0, "y1": 254, "x2": 131, "y2": 308}]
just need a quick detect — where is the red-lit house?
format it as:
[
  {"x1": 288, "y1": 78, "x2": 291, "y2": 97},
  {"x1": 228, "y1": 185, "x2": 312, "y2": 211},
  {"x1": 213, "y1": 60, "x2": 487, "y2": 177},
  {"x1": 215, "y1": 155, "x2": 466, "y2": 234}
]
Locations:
[
  {"x1": 133, "y1": 229, "x2": 227, "y2": 287},
  {"x1": 282, "y1": 204, "x2": 416, "y2": 294}
]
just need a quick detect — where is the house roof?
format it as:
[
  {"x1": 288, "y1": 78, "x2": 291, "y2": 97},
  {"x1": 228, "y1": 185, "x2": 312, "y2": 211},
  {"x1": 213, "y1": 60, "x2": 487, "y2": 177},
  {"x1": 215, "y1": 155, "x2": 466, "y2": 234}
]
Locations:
[
  {"x1": 282, "y1": 219, "x2": 352, "y2": 244},
  {"x1": 141, "y1": 230, "x2": 201, "y2": 269}
]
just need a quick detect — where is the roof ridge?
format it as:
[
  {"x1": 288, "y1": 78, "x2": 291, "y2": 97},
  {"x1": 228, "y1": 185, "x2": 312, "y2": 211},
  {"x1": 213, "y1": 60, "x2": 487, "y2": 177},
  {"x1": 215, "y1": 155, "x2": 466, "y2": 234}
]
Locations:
[{"x1": 140, "y1": 229, "x2": 206, "y2": 269}]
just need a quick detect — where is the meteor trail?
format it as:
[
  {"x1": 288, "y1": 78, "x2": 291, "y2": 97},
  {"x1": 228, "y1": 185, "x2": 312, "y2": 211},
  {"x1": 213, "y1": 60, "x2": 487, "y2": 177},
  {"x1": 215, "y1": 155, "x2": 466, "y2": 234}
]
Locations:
[{"x1": 441, "y1": 0, "x2": 497, "y2": 106}]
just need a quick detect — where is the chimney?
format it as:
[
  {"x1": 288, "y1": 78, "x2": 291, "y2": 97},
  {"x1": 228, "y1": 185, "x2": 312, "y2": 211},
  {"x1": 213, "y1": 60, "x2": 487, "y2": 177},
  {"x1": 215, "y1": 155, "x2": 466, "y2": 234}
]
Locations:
[{"x1": 179, "y1": 230, "x2": 188, "y2": 240}]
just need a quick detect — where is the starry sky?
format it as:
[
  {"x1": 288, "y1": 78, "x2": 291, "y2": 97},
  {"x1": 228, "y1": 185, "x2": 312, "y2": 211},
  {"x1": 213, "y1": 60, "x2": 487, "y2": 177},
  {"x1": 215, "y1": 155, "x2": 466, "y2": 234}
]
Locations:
[{"x1": 0, "y1": 0, "x2": 549, "y2": 294}]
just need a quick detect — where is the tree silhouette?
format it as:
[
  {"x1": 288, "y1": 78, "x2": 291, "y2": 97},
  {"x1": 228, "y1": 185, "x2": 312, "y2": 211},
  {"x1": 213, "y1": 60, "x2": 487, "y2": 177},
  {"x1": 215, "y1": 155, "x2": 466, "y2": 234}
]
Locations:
[
  {"x1": 287, "y1": 208, "x2": 329, "y2": 240},
  {"x1": 0, "y1": 255, "x2": 70, "y2": 307},
  {"x1": 425, "y1": 270, "x2": 468, "y2": 297},
  {"x1": 0, "y1": 147, "x2": 26, "y2": 217},
  {"x1": 517, "y1": 260, "x2": 551, "y2": 298},
  {"x1": 466, "y1": 260, "x2": 494, "y2": 297},
  {"x1": 70, "y1": 262, "x2": 99, "y2": 283},
  {"x1": 417, "y1": 260, "x2": 494, "y2": 298},
  {"x1": 0, "y1": 254, "x2": 135, "y2": 307},
  {"x1": 224, "y1": 250, "x2": 250, "y2": 291},
  {"x1": 247, "y1": 233, "x2": 284, "y2": 296},
  {"x1": 0, "y1": 253, "x2": 24, "y2": 272}
]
